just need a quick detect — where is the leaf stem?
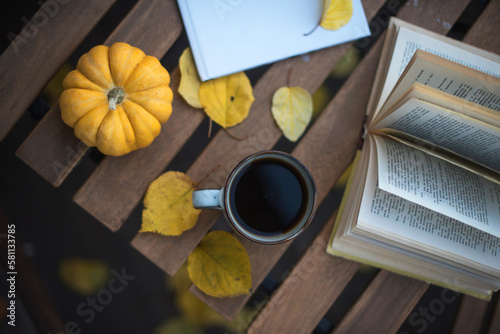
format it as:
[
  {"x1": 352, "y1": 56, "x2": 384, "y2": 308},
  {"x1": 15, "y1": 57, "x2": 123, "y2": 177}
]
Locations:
[
  {"x1": 224, "y1": 128, "x2": 247, "y2": 141},
  {"x1": 287, "y1": 68, "x2": 293, "y2": 87},
  {"x1": 208, "y1": 118, "x2": 213, "y2": 138},
  {"x1": 303, "y1": 24, "x2": 319, "y2": 36},
  {"x1": 194, "y1": 164, "x2": 221, "y2": 187}
]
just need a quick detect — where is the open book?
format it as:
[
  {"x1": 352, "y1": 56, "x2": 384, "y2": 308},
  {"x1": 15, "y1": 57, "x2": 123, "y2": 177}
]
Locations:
[
  {"x1": 176, "y1": 0, "x2": 370, "y2": 81},
  {"x1": 327, "y1": 17, "x2": 500, "y2": 300}
]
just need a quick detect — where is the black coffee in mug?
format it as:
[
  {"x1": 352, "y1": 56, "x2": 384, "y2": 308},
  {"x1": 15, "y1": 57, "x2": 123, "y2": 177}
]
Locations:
[
  {"x1": 229, "y1": 158, "x2": 308, "y2": 236},
  {"x1": 192, "y1": 150, "x2": 317, "y2": 244}
]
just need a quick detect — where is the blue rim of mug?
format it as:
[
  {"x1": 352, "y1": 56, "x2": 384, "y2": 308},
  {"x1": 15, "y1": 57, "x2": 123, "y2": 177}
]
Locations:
[{"x1": 224, "y1": 150, "x2": 317, "y2": 244}]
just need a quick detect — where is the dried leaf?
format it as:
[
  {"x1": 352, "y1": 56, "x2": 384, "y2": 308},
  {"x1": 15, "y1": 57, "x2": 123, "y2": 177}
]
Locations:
[
  {"x1": 178, "y1": 48, "x2": 203, "y2": 109},
  {"x1": 320, "y1": 0, "x2": 353, "y2": 31},
  {"x1": 166, "y1": 264, "x2": 258, "y2": 331},
  {"x1": 272, "y1": 86, "x2": 313, "y2": 142},
  {"x1": 59, "y1": 258, "x2": 110, "y2": 295},
  {"x1": 188, "y1": 231, "x2": 252, "y2": 298},
  {"x1": 305, "y1": 0, "x2": 353, "y2": 35},
  {"x1": 199, "y1": 72, "x2": 254, "y2": 128},
  {"x1": 141, "y1": 171, "x2": 201, "y2": 236}
]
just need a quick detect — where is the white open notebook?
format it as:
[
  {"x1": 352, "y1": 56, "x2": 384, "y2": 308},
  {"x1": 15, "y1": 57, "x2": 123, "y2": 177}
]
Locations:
[{"x1": 177, "y1": 0, "x2": 371, "y2": 81}]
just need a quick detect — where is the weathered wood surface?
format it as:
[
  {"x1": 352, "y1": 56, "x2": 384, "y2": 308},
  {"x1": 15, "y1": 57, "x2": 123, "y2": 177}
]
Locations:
[
  {"x1": 0, "y1": 0, "x2": 117, "y2": 141},
  {"x1": 16, "y1": 0, "x2": 183, "y2": 187},
  {"x1": 333, "y1": 271, "x2": 428, "y2": 334},
  {"x1": 451, "y1": 295, "x2": 490, "y2": 334}
]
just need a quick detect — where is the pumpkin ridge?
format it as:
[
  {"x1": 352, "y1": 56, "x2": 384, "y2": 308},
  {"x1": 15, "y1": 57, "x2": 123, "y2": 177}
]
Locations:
[
  {"x1": 78, "y1": 45, "x2": 115, "y2": 90},
  {"x1": 109, "y1": 43, "x2": 146, "y2": 88},
  {"x1": 123, "y1": 84, "x2": 168, "y2": 94},
  {"x1": 74, "y1": 102, "x2": 109, "y2": 146},
  {"x1": 60, "y1": 88, "x2": 107, "y2": 127}
]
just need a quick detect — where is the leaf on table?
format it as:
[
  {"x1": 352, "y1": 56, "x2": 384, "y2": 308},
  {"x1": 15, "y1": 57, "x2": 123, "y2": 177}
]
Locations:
[
  {"x1": 272, "y1": 86, "x2": 313, "y2": 142},
  {"x1": 166, "y1": 264, "x2": 258, "y2": 331},
  {"x1": 178, "y1": 48, "x2": 203, "y2": 109},
  {"x1": 305, "y1": 0, "x2": 353, "y2": 35},
  {"x1": 141, "y1": 171, "x2": 201, "y2": 236},
  {"x1": 330, "y1": 45, "x2": 360, "y2": 79},
  {"x1": 168, "y1": 263, "x2": 225, "y2": 327},
  {"x1": 320, "y1": 0, "x2": 353, "y2": 31},
  {"x1": 199, "y1": 72, "x2": 255, "y2": 128},
  {"x1": 59, "y1": 258, "x2": 110, "y2": 295},
  {"x1": 187, "y1": 231, "x2": 252, "y2": 298}
]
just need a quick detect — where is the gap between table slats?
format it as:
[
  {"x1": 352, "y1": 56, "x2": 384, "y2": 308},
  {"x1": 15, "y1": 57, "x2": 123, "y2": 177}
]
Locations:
[
  {"x1": 188, "y1": 0, "x2": 474, "y2": 322},
  {"x1": 246, "y1": 0, "x2": 499, "y2": 330},
  {"x1": 130, "y1": 0, "x2": 386, "y2": 279},
  {"x1": 487, "y1": 295, "x2": 500, "y2": 334},
  {"x1": 0, "y1": 0, "x2": 117, "y2": 141},
  {"x1": 16, "y1": 0, "x2": 183, "y2": 187}
]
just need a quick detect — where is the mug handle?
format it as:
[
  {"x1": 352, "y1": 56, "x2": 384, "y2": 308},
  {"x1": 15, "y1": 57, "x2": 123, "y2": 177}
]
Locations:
[{"x1": 192, "y1": 189, "x2": 224, "y2": 210}]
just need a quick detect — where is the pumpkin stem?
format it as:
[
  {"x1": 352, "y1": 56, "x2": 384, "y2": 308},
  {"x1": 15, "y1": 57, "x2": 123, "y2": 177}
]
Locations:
[{"x1": 107, "y1": 87, "x2": 125, "y2": 110}]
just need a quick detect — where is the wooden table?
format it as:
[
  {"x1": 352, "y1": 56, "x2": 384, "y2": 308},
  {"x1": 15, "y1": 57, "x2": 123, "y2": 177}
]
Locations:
[{"x1": 1, "y1": 0, "x2": 499, "y2": 332}]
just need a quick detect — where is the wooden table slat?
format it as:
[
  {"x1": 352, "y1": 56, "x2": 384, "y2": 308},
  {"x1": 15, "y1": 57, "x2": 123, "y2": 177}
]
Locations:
[
  {"x1": 187, "y1": 0, "x2": 472, "y2": 320},
  {"x1": 16, "y1": 0, "x2": 183, "y2": 187},
  {"x1": 246, "y1": 216, "x2": 360, "y2": 334},
  {"x1": 131, "y1": 0, "x2": 386, "y2": 280},
  {"x1": 460, "y1": 0, "x2": 500, "y2": 54},
  {"x1": 0, "y1": 0, "x2": 117, "y2": 141},
  {"x1": 333, "y1": 271, "x2": 428, "y2": 334},
  {"x1": 451, "y1": 295, "x2": 490, "y2": 334}
]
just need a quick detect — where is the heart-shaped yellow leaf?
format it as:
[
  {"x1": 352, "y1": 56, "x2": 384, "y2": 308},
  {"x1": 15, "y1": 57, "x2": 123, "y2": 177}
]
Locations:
[
  {"x1": 272, "y1": 86, "x2": 313, "y2": 142},
  {"x1": 320, "y1": 0, "x2": 353, "y2": 31},
  {"x1": 141, "y1": 171, "x2": 201, "y2": 236},
  {"x1": 178, "y1": 48, "x2": 203, "y2": 109},
  {"x1": 199, "y1": 72, "x2": 254, "y2": 128},
  {"x1": 188, "y1": 231, "x2": 252, "y2": 298}
]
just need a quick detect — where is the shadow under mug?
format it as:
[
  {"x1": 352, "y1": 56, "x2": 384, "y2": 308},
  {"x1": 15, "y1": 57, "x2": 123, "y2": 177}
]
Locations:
[{"x1": 192, "y1": 150, "x2": 317, "y2": 244}]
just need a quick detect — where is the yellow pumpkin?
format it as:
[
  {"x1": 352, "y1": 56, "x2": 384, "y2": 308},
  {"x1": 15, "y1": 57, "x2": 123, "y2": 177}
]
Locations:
[{"x1": 60, "y1": 42, "x2": 173, "y2": 156}]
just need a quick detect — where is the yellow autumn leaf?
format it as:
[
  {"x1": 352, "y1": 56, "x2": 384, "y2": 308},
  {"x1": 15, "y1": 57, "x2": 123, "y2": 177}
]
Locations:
[
  {"x1": 188, "y1": 231, "x2": 252, "y2": 298},
  {"x1": 59, "y1": 258, "x2": 110, "y2": 295},
  {"x1": 178, "y1": 48, "x2": 203, "y2": 109},
  {"x1": 166, "y1": 264, "x2": 258, "y2": 332},
  {"x1": 320, "y1": 0, "x2": 353, "y2": 31},
  {"x1": 272, "y1": 86, "x2": 313, "y2": 142},
  {"x1": 199, "y1": 72, "x2": 254, "y2": 128},
  {"x1": 141, "y1": 171, "x2": 201, "y2": 236}
]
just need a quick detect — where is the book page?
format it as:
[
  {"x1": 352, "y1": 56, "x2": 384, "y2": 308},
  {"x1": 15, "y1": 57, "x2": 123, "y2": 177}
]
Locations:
[
  {"x1": 357, "y1": 137, "x2": 500, "y2": 270},
  {"x1": 377, "y1": 51, "x2": 500, "y2": 120},
  {"x1": 372, "y1": 98, "x2": 500, "y2": 172},
  {"x1": 376, "y1": 26, "x2": 500, "y2": 113},
  {"x1": 374, "y1": 135, "x2": 500, "y2": 239}
]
